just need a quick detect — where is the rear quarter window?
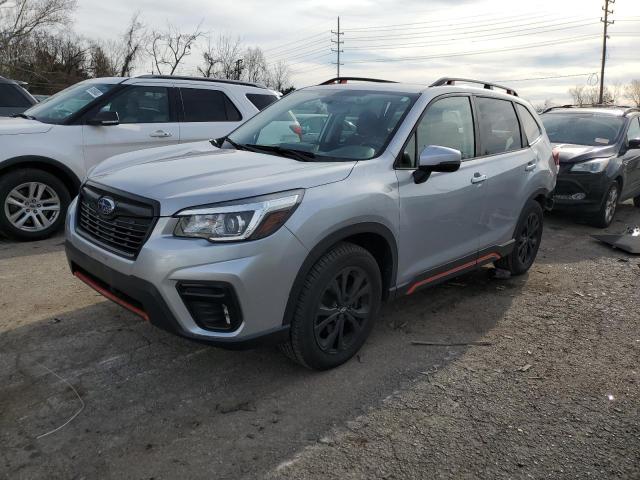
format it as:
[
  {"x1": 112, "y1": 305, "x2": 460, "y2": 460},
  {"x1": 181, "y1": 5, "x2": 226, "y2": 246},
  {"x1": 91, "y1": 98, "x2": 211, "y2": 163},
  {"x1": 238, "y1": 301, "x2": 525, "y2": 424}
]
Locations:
[
  {"x1": 0, "y1": 84, "x2": 32, "y2": 107},
  {"x1": 246, "y1": 93, "x2": 278, "y2": 110},
  {"x1": 515, "y1": 103, "x2": 542, "y2": 144}
]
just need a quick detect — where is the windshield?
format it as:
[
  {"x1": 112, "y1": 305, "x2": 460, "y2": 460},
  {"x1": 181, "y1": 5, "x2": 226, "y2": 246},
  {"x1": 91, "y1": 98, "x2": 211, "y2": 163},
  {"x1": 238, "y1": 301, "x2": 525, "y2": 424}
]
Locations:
[
  {"x1": 227, "y1": 88, "x2": 419, "y2": 161},
  {"x1": 24, "y1": 82, "x2": 118, "y2": 124},
  {"x1": 541, "y1": 113, "x2": 625, "y2": 147}
]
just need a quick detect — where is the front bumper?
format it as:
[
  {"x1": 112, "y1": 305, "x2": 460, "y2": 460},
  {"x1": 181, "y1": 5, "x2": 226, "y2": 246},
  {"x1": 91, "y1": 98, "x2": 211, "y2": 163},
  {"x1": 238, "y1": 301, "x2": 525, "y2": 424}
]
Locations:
[
  {"x1": 65, "y1": 198, "x2": 309, "y2": 348},
  {"x1": 552, "y1": 169, "x2": 611, "y2": 212}
]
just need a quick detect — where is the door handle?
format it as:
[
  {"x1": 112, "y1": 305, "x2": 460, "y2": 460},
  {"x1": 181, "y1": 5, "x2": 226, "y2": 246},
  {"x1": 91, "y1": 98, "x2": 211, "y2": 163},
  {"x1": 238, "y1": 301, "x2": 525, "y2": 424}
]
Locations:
[
  {"x1": 150, "y1": 130, "x2": 172, "y2": 138},
  {"x1": 525, "y1": 162, "x2": 537, "y2": 172},
  {"x1": 471, "y1": 173, "x2": 487, "y2": 184}
]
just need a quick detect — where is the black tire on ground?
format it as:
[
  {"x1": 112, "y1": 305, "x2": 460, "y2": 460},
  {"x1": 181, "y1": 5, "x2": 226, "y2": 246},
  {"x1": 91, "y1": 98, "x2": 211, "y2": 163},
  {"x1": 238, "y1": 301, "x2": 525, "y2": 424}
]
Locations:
[
  {"x1": 589, "y1": 182, "x2": 619, "y2": 228},
  {"x1": 0, "y1": 168, "x2": 70, "y2": 241},
  {"x1": 280, "y1": 242, "x2": 382, "y2": 370},
  {"x1": 495, "y1": 200, "x2": 544, "y2": 276},
  {"x1": 634, "y1": 195, "x2": 640, "y2": 208}
]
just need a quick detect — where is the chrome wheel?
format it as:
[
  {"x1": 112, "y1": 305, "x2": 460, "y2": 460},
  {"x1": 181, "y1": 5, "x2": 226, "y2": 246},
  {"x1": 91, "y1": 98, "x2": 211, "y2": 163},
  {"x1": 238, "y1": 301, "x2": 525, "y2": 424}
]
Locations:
[
  {"x1": 3, "y1": 182, "x2": 61, "y2": 232},
  {"x1": 314, "y1": 266, "x2": 372, "y2": 354},
  {"x1": 604, "y1": 185, "x2": 618, "y2": 225}
]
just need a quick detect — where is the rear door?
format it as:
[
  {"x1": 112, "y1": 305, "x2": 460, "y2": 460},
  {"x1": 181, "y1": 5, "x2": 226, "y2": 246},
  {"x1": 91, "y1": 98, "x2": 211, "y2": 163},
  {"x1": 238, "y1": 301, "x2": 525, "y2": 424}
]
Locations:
[
  {"x1": 621, "y1": 116, "x2": 640, "y2": 197},
  {"x1": 82, "y1": 82, "x2": 179, "y2": 169},
  {"x1": 177, "y1": 86, "x2": 246, "y2": 143},
  {"x1": 472, "y1": 97, "x2": 538, "y2": 250},
  {"x1": 396, "y1": 95, "x2": 487, "y2": 284}
]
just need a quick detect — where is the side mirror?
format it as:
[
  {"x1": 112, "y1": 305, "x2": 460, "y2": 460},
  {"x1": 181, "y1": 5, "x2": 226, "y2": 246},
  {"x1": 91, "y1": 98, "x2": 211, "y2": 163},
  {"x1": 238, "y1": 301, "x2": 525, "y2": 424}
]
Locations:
[
  {"x1": 87, "y1": 110, "x2": 119, "y2": 126},
  {"x1": 628, "y1": 138, "x2": 640, "y2": 150},
  {"x1": 413, "y1": 145, "x2": 462, "y2": 184}
]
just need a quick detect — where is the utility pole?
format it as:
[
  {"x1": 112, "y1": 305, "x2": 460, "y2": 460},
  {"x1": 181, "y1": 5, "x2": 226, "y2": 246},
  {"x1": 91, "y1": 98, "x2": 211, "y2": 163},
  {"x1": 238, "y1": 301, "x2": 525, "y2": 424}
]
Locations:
[
  {"x1": 331, "y1": 16, "x2": 344, "y2": 78},
  {"x1": 599, "y1": 0, "x2": 615, "y2": 104},
  {"x1": 234, "y1": 59, "x2": 244, "y2": 80}
]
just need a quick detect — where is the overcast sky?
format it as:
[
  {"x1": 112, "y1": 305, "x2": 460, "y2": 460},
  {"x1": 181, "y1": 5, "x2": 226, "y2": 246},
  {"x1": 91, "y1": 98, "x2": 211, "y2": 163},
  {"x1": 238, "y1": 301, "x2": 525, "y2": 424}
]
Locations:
[{"x1": 74, "y1": 0, "x2": 640, "y2": 104}]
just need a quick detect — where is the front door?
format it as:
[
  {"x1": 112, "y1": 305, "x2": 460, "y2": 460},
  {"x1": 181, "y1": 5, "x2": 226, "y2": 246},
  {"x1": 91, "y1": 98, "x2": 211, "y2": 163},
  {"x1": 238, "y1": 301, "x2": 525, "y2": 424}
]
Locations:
[
  {"x1": 622, "y1": 116, "x2": 640, "y2": 197},
  {"x1": 396, "y1": 95, "x2": 487, "y2": 286},
  {"x1": 82, "y1": 84, "x2": 180, "y2": 170}
]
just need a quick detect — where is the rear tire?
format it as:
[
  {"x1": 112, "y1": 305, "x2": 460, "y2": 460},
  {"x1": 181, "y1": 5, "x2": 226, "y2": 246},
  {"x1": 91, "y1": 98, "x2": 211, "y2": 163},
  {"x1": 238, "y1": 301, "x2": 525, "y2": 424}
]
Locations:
[
  {"x1": 495, "y1": 200, "x2": 544, "y2": 276},
  {"x1": 589, "y1": 182, "x2": 619, "y2": 228},
  {"x1": 281, "y1": 242, "x2": 382, "y2": 370},
  {"x1": 0, "y1": 169, "x2": 70, "y2": 241}
]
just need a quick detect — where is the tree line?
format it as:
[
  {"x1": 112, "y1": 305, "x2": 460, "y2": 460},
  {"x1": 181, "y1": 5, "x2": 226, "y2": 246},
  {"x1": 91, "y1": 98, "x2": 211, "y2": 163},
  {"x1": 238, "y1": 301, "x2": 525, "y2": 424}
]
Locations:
[{"x1": 0, "y1": 0, "x2": 293, "y2": 95}]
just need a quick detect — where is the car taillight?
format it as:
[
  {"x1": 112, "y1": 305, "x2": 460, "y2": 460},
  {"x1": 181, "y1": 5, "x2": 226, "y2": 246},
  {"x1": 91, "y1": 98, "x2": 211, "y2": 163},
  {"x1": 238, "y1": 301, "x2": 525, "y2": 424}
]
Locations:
[
  {"x1": 289, "y1": 123, "x2": 303, "y2": 140},
  {"x1": 552, "y1": 148, "x2": 560, "y2": 167}
]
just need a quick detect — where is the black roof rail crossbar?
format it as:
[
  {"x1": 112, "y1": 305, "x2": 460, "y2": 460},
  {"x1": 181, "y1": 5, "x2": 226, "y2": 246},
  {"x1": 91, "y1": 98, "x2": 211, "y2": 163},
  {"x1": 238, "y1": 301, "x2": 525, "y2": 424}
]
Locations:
[
  {"x1": 136, "y1": 75, "x2": 267, "y2": 89},
  {"x1": 319, "y1": 77, "x2": 398, "y2": 85},
  {"x1": 541, "y1": 104, "x2": 638, "y2": 114},
  {"x1": 430, "y1": 77, "x2": 518, "y2": 97}
]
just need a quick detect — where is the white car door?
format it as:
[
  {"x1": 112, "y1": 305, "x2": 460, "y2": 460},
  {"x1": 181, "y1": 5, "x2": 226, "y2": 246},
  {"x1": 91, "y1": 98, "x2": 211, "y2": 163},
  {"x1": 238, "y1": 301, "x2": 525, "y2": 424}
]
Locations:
[
  {"x1": 82, "y1": 82, "x2": 180, "y2": 170},
  {"x1": 177, "y1": 85, "x2": 248, "y2": 143}
]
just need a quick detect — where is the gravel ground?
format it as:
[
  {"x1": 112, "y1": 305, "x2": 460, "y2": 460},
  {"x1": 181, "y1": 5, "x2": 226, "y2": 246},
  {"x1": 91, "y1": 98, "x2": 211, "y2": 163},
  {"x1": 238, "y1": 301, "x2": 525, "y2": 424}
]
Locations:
[{"x1": 1, "y1": 203, "x2": 639, "y2": 479}]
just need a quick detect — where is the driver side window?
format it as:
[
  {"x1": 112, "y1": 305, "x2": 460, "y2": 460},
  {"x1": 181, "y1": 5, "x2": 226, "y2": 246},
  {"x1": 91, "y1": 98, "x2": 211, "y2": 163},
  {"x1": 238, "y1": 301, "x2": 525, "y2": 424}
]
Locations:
[
  {"x1": 99, "y1": 86, "x2": 170, "y2": 124},
  {"x1": 400, "y1": 96, "x2": 475, "y2": 168},
  {"x1": 627, "y1": 117, "x2": 640, "y2": 144}
]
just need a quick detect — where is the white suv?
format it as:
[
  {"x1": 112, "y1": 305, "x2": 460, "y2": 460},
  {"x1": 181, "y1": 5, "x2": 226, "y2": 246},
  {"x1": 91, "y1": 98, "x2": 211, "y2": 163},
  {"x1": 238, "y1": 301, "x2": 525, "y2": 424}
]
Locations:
[{"x1": 0, "y1": 75, "x2": 278, "y2": 240}]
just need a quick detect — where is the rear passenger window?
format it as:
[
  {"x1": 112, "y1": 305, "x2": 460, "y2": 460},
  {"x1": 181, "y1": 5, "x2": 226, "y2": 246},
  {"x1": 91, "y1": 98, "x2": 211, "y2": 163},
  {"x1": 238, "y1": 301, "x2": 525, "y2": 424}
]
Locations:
[
  {"x1": 516, "y1": 103, "x2": 542, "y2": 144},
  {"x1": 413, "y1": 96, "x2": 475, "y2": 163},
  {"x1": 181, "y1": 88, "x2": 242, "y2": 122},
  {"x1": 246, "y1": 93, "x2": 278, "y2": 110},
  {"x1": 476, "y1": 97, "x2": 522, "y2": 155},
  {"x1": 0, "y1": 84, "x2": 31, "y2": 107}
]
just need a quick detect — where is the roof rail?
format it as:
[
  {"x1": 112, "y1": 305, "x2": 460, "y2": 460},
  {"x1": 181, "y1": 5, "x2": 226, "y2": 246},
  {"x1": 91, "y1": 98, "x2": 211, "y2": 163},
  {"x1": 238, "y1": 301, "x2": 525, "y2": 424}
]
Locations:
[
  {"x1": 319, "y1": 77, "x2": 397, "y2": 85},
  {"x1": 542, "y1": 104, "x2": 637, "y2": 114},
  {"x1": 430, "y1": 77, "x2": 518, "y2": 97},
  {"x1": 136, "y1": 75, "x2": 267, "y2": 89}
]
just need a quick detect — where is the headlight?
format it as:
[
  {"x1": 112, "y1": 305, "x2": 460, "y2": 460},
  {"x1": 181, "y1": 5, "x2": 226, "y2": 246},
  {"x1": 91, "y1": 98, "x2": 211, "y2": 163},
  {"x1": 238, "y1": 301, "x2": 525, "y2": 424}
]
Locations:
[
  {"x1": 570, "y1": 158, "x2": 610, "y2": 173},
  {"x1": 174, "y1": 190, "x2": 303, "y2": 242}
]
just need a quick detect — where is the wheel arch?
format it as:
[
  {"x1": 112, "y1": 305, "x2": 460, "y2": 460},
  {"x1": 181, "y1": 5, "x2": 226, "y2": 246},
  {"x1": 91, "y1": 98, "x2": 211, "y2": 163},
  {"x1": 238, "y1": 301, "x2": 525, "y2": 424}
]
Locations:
[
  {"x1": 0, "y1": 156, "x2": 81, "y2": 197},
  {"x1": 282, "y1": 222, "x2": 398, "y2": 326}
]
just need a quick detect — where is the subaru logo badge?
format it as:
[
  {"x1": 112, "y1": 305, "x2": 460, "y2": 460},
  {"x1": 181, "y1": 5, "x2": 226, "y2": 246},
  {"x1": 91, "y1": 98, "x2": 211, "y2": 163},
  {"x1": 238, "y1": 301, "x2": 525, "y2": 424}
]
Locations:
[{"x1": 97, "y1": 196, "x2": 116, "y2": 216}]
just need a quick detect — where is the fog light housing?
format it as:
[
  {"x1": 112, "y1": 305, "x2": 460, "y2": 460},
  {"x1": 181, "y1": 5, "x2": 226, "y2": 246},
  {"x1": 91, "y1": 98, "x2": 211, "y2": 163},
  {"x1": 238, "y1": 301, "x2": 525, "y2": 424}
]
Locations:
[{"x1": 177, "y1": 282, "x2": 242, "y2": 332}]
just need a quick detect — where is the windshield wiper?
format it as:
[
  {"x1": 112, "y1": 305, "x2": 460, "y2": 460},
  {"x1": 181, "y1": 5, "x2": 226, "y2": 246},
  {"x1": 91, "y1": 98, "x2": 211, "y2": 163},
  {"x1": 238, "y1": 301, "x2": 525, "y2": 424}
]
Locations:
[
  {"x1": 212, "y1": 136, "x2": 263, "y2": 153},
  {"x1": 245, "y1": 144, "x2": 316, "y2": 162},
  {"x1": 11, "y1": 113, "x2": 36, "y2": 120}
]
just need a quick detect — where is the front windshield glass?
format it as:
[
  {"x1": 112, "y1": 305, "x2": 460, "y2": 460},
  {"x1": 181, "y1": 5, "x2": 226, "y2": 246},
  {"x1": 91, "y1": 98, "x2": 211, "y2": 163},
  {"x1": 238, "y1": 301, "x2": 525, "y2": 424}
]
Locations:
[
  {"x1": 24, "y1": 82, "x2": 118, "y2": 124},
  {"x1": 541, "y1": 113, "x2": 625, "y2": 147},
  {"x1": 227, "y1": 88, "x2": 419, "y2": 161}
]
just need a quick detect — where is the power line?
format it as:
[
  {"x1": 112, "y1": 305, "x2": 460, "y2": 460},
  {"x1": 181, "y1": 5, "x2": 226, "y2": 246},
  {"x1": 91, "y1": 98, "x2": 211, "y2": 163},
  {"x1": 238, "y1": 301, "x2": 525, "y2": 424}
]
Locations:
[
  {"x1": 263, "y1": 30, "x2": 328, "y2": 54},
  {"x1": 266, "y1": 34, "x2": 332, "y2": 61},
  {"x1": 346, "y1": 34, "x2": 601, "y2": 64},
  {"x1": 343, "y1": 20, "x2": 600, "y2": 51},
  {"x1": 495, "y1": 72, "x2": 598, "y2": 83}
]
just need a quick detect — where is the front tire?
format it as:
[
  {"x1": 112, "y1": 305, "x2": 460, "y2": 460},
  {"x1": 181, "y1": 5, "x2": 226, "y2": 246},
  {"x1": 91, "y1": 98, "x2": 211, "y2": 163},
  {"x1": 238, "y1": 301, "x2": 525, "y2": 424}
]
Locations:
[
  {"x1": 495, "y1": 200, "x2": 544, "y2": 276},
  {"x1": 0, "y1": 169, "x2": 70, "y2": 241},
  {"x1": 281, "y1": 242, "x2": 382, "y2": 370},
  {"x1": 590, "y1": 182, "x2": 619, "y2": 228}
]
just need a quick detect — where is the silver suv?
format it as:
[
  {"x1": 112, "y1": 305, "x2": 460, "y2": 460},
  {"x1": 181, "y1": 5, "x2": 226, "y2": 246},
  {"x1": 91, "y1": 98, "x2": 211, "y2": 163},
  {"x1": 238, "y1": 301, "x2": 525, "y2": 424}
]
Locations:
[{"x1": 65, "y1": 77, "x2": 557, "y2": 370}]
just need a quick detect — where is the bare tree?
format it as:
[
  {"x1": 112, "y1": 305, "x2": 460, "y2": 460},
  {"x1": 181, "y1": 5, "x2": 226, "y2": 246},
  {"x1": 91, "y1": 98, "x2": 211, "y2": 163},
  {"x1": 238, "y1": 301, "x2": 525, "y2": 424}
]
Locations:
[
  {"x1": 568, "y1": 85, "x2": 586, "y2": 106},
  {"x1": 149, "y1": 21, "x2": 203, "y2": 75},
  {"x1": 117, "y1": 12, "x2": 144, "y2": 76},
  {"x1": 198, "y1": 34, "x2": 243, "y2": 79},
  {"x1": 242, "y1": 46, "x2": 267, "y2": 84},
  {"x1": 0, "y1": 0, "x2": 76, "y2": 50},
  {"x1": 266, "y1": 60, "x2": 291, "y2": 92},
  {"x1": 625, "y1": 80, "x2": 640, "y2": 107},
  {"x1": 533, "y1": 99, "x2": 554, "y2": 113}
]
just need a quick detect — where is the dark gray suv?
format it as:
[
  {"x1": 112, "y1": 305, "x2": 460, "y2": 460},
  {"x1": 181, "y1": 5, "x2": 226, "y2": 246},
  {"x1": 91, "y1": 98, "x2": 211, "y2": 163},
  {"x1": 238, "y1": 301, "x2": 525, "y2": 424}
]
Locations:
[
  {"x1": 0, "y1": 76, "x2": 37, "y2": 117},
  {"x1": 66, "y1": 77, "x2": 557, "y2": 369}
]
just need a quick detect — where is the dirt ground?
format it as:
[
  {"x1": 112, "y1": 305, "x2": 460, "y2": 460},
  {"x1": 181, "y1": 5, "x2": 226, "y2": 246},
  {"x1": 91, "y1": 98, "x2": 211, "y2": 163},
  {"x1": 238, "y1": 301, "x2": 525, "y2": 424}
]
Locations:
[{"x1": 1, "y1": 203, "x2": 639, "y2": 480}]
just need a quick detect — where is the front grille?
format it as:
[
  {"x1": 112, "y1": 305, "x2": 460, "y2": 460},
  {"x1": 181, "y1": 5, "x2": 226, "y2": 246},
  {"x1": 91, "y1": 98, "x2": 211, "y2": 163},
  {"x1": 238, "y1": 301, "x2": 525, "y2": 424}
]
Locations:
[
  {"x1": 177, "y1": 282, "x2": 243, "y2": 332},
  {"x1": 76, "y1": 184, "x2": 157, "y2": 258}
]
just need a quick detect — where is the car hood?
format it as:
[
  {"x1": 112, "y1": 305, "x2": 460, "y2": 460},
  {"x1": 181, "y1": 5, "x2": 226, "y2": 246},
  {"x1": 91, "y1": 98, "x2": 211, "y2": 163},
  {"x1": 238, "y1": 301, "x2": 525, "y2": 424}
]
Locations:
[
  {"x1": 0, "y1": 117, "x2": 53, "y2": 135},
  {"x1": 89, "y1": 142, "x2": 357, "y2": 216},
  {"x1": 551, "y1": 143, "x2": 618, "y2": 164}
]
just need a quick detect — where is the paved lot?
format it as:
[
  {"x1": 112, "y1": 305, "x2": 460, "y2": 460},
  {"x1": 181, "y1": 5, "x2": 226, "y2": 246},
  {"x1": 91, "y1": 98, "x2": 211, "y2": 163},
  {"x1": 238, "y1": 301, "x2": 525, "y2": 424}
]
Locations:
[{"x1": 1, "y1": 204, "x2": 639, "y2": 479}]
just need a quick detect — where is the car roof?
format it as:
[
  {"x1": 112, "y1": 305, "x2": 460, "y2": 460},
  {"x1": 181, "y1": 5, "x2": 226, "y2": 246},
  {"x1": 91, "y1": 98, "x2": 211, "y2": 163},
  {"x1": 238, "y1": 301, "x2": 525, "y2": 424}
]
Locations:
[
  {"x1": 0, "y1": 76, "x2": 26, "y2": 86},
  {"x1": 541, "y1": 106, "x2": 640, "y2": 117}
]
